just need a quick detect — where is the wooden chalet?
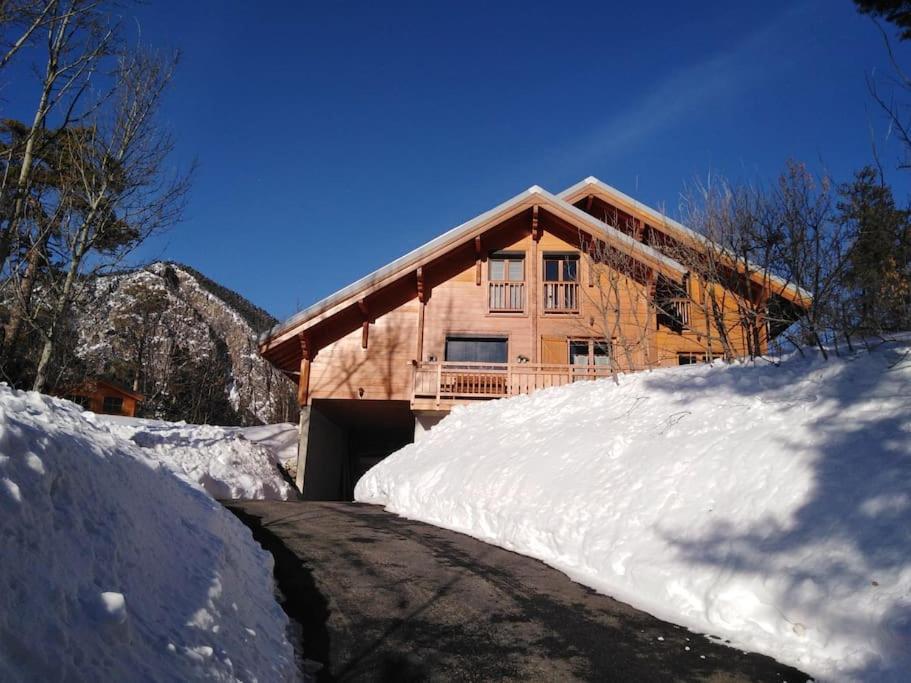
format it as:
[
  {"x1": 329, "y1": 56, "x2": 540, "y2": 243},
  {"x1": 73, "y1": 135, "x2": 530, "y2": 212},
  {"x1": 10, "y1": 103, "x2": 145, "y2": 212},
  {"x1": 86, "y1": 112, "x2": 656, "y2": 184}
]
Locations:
[
  {"x1": 58, "y1": 379, "x2": 144, "y2": 417},
  {"x1": 259, "y1": 178, "x2": 809, "y2": 499}
]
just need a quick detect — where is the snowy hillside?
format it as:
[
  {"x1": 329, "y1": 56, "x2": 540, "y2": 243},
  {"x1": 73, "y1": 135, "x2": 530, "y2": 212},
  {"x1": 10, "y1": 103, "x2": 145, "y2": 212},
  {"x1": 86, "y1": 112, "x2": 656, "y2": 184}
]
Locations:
[
  {"x1": 0, "y1": 386, "x2": 294, "y2": 681},
  {"x1": 75, "y1": 262, "x2": 297, "y2": 426},
  {"x1": 96, "y1": 415, "x2": 297, "y2": 500},
  {"x1": 356, "y1": 339, "x2": 911, "y2": 681}
]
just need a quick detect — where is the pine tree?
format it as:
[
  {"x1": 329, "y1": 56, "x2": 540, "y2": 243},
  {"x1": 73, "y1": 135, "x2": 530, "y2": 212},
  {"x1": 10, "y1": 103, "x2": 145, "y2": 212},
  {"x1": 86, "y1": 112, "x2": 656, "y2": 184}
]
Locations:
[{"x1": 837, "y1": 167, "x2": 911, "y2": 333}]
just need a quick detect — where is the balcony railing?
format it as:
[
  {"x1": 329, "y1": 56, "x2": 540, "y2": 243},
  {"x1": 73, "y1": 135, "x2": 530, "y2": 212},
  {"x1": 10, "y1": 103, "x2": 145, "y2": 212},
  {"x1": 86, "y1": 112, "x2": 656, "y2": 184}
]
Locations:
[
  {"x1": 543, "y1": 282, "x2": 579, "y2": 313},
  {"x1": 488, "y1": 281, "x2": 525, "y2": 312},
  {"x1": 657, "y1": 297, "x2": 691, "y2": 331},
  {"x1": 412, "y1": 361, "x2": 613, "y2": 406}
]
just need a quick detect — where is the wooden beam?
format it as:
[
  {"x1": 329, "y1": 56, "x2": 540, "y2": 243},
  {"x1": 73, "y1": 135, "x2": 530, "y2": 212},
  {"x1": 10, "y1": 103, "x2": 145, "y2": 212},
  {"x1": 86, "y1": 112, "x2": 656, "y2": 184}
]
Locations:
[
  {"x1": 585, "y1": 194, "x2": 593, "y2": 212},
  {"x1": 475, "y1": 236, "x2": 482, "y2": 286},
  {"x1": 297, "y1": 336, "x2": 312, "y2": 406},
  {"x1": 531, "y1": 205, "x2": 541, "y2": 242},
  {"x1": 416, "y1": 267, "x2": 426, "y2": 304},
  {"x1": 358, "y1": 299, "x2": 370, "y2": 349},
  {"x1": 416, "y1": 267, "x2": 426, "y2": 362}
]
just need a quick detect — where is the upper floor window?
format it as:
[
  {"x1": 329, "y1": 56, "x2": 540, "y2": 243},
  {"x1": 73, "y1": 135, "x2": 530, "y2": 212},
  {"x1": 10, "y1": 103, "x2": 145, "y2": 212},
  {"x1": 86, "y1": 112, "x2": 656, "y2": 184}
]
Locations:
[
  {"x1": 543, "y1": 254, "x2": 578, "y2": 282},
  {"x1": 489, "y1": 253, "x2": 524, "y2": 281},
  {"x1": 543, "y1": 254, "x2": 579, "y2": 312},
  {"x1": 488, "y1": 253, "x2": 525, "y2": 312},
  {"x1": 655, "y1": 274, "x2": 690, "y2": 333}
]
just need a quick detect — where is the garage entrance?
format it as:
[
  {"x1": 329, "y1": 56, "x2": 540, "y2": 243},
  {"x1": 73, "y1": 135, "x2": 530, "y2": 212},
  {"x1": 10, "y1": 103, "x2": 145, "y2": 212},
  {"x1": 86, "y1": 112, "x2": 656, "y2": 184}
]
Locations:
[{"x1": 298, "y1": 399, "x2": 415, "y2": 501}]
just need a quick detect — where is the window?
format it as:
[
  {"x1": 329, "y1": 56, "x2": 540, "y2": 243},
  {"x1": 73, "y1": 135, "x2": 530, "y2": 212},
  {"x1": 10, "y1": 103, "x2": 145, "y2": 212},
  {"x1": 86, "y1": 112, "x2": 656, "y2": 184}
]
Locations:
[
  {"x1": 569, "y1": 339, "x2": 612, "y2": 366},
  {"x1": 677, "y1": 352, "x2": 705, "y2": 366},
  {"x1": 543, "y1": 254, "x2": 580, "y2": 312},
  {"x1": 444, "y1": 336, "x2": 508, "y2": 364},
  {"x1": 489, "y1": 253, "x2": 525, "y2": 312},
  {"x1": 102, "y1": 395, "x2": 124, "y2": 414},
  {"x1": 489, "y1": 253, "x2": 524, "y2": 282},
  {"x1": 543, "y1": 254, "x2": 578, "y2": 282}
]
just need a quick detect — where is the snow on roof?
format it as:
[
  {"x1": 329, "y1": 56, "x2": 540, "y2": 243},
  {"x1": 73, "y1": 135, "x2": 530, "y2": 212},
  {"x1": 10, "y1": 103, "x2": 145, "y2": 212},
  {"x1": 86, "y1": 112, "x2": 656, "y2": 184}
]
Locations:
[
  {"x1": 260, "y1": 184, "x2": 686, "y2": 345},
  {"x1": 558, "y1": 177, "x2": 812, "y2": 303}
]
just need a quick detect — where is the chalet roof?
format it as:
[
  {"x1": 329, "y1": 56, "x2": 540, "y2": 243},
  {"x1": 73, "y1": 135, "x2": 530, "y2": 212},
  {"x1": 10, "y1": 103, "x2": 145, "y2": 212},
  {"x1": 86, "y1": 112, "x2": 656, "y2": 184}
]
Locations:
[
  {"x1": 65, "y1": 378, "x2": 145, "y2": 401},
  {"x1": 259, "y1": 185, "x2": 688, "y2": 347},
  {"x1": 559, "y1": 176, "x2": 811, "y2": 305}
]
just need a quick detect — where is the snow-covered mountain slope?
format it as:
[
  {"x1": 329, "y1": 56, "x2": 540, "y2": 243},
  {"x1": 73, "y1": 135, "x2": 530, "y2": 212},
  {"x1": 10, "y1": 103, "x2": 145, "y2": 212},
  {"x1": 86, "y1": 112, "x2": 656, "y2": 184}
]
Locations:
[
  {"x1": 75, "y1": 262, "x2": 297, "y2": 426},
  {"x1": 356, "y1": 339, "x2": 911, "y2": 682},
  {"x1": 96, "y1": 415, "x2": 297, "y2": 500},
  {"x1": 0, "y1": 385, "x2": 295, "y2": 681}
]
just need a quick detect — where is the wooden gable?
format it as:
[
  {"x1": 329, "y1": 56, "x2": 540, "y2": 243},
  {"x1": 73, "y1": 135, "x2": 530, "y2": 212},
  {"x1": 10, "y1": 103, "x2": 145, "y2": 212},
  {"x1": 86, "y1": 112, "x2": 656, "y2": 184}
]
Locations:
[
  {"x1": 260, "y1": 186, "x2": 687, "y2": 374},
  {"x1": 559, "y1": 177, "x2": 811, "y2": 309}
]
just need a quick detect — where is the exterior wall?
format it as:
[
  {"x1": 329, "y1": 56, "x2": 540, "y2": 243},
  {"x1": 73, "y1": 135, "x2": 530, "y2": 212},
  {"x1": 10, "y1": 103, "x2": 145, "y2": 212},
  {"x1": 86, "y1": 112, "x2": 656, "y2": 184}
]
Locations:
[
  {"x1": 297, "y1": 405, "x2": 349, "y2": 500},
  {"x1": 64, "y1": 387, "x2": 139, "y2": 416},
  {"x1": 305, "y1": 227, "x2": 765, "y2": 405},
  {"x1": 308, "y1": 302, "x2": 419, "y2": 402}
]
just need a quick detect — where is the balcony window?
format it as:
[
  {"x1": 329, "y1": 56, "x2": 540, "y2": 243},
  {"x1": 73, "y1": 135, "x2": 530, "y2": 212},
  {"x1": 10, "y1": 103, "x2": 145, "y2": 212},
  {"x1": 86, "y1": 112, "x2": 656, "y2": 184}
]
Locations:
[
  {"x1": 543, "y1": 254, "x2": 580, "y2": 312},
  {"x1": 488, "y1": 253, "x2": 525, "y2": 312},
  {"x1": 570, "y1": 339, "x2": 612, "y2": 366},
  {"x1": 655, "y1": 275, "x2": 690, "y2": 332}
]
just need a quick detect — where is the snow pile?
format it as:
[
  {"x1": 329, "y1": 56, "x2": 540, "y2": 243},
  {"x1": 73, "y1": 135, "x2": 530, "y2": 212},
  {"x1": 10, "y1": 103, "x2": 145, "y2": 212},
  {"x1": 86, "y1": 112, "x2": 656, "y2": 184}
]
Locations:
[
  {"x1": 0, "y1": 386, "x2": 295, "y2": 681},
  {"x1": 96, "y1": 415, "x2": 297, "y2": 500},
  {"x1": 356, "y1": 340, "x2": 911, "y2": 681}
]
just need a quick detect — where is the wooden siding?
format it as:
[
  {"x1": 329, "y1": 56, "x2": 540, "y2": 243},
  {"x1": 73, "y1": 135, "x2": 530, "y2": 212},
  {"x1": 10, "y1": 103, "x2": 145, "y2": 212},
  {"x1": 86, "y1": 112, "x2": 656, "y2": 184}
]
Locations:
[{"x1": 298, "y1": 212, "x2": 772, "y2": 407}]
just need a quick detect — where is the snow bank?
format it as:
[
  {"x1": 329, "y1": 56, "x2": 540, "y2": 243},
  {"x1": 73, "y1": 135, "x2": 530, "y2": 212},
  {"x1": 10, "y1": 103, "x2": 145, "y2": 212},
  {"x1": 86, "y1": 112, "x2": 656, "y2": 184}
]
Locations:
[
  {"x1": 96, "y1": 415, "x2": 297, "y2": 500},
  {"x1": 356, "y1": 340, "x2": 911, "y2": 681},
  {"x1": 0, "y1": 387, "x2": 295, "y2": 681}
]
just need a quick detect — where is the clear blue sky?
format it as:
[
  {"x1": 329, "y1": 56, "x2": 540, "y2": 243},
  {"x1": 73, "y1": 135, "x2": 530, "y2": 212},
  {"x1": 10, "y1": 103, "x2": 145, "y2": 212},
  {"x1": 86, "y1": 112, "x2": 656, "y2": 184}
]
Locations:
[{"x1": 6, "y1": 1, "x2": 911, "y2": 320}]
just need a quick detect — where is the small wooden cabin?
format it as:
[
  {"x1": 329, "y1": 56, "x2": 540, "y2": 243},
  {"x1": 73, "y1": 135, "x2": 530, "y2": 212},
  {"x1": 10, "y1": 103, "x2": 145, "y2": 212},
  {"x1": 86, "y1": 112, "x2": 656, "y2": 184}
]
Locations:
[
  {"x1": 259, "y1": 177, "x2": 809, "y2": 499},
  {"x1": 59, "y1": 379, "x2": 144, "y2": 417}
]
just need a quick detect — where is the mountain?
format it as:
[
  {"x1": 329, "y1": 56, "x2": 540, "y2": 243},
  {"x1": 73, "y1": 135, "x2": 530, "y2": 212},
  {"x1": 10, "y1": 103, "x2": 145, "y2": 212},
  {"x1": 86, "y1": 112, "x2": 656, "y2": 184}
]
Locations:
[{"x1": 74, "y1": 262, "x2": 298, "y2": 426}]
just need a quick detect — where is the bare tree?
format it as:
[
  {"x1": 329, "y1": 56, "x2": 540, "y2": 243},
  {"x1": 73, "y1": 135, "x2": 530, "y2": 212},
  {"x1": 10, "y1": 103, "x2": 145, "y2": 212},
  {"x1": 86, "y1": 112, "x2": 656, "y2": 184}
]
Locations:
[
  {"x1": 0, "y1": 0, "x2": 57, "y2": 71},
  {"x1": 30, "y1": 47, "x2": 190, "y2": 391},
  {"x1": 0, "y1": 0, "x2": 116, "y2": 273}
]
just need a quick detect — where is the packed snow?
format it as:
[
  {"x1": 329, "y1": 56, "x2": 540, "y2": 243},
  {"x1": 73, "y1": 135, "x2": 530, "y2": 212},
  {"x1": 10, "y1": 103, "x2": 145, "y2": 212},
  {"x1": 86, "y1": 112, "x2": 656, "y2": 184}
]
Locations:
[
  {"x1": 96, "y1": 415, "x2": 297, "y2": 500},
  {"x1": 356, "y1": 339, "x2": 911, "y2": 681},
  {"x1": 0, "y1": 386, "x2": 295, "y2": 681}
]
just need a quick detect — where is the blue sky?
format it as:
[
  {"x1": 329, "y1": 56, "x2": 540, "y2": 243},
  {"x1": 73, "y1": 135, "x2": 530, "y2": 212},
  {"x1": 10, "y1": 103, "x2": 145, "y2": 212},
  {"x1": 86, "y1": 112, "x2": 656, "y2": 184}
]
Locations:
[{"x1": 5, "y1": 0, "x2": 910, "y2": 320}]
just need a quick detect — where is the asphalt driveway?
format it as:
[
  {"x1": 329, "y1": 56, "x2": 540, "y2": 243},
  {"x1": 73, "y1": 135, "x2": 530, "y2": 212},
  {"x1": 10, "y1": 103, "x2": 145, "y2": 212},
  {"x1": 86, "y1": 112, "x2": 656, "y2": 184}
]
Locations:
[{"x1": 225, "y1": 500, "x2": 808, "y2": 682}]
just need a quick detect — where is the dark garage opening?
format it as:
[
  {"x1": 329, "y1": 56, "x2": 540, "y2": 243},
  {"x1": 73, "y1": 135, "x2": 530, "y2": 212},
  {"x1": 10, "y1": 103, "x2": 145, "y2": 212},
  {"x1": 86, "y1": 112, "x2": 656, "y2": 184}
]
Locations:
[{"x1": 302, "y1": 399, "x2": 414, "y2": 501}]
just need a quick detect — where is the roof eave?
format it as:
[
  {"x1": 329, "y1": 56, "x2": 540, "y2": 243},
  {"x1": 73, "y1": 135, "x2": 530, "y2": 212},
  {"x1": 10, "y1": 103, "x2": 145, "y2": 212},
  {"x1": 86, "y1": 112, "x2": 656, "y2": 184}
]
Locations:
[{"x1": 559, "y1": 177, "x2": 813, "y2": 306}]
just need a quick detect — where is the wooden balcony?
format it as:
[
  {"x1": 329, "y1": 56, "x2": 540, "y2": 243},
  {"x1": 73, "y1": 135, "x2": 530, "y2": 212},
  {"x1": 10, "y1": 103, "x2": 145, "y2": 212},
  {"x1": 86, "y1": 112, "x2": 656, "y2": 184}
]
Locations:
[
  {"x1": 412, "y1": 361, "x2": 613, "y2": 409},
  {"x1": 543, "y1": 282, "x2": 579, "y2": 313},
  {"x1": 488, "y1": 281, "x2": 525, "y2": 312},
  {"x1": 657, "y1": 297, "x2": 691, "y2": 332}
]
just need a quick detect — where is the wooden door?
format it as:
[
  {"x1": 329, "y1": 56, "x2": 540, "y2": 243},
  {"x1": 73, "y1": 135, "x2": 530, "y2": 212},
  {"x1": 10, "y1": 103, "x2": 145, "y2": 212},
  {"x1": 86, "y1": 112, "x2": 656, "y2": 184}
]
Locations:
[{"x1": 540, "y1": 336, "x2": 568, "y2": 364}]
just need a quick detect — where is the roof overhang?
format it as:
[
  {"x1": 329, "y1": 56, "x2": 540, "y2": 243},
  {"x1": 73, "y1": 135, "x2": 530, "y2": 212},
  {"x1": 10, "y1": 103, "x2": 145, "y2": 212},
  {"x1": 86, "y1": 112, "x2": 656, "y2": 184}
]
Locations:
[{"x1": 559, "y1": 176, "x2": 812, "y2": 308}]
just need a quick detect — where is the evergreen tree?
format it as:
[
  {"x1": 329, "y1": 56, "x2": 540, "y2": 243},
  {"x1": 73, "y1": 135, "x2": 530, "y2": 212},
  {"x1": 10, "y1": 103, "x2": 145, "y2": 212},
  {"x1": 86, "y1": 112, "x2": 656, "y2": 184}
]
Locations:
[
  {"x1": 855, "y1": 1, "x2": 911, "y2": 40},
  {"x1": 837, "y1": 167, "x2": 911, "y2": 333}
]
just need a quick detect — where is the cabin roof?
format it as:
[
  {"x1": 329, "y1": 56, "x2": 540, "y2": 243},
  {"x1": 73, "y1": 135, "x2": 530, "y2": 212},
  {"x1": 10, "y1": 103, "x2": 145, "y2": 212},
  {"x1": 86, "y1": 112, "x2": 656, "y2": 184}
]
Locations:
[
  {"x1": 559, "y1": 176, "x2": 812, "y2": 305},
  {"x1": 259, "y1": 184, "x2": 688, "y2": 347},
  {"x1": 64, "y1": 378, "x2": 145, "y2": 401}
]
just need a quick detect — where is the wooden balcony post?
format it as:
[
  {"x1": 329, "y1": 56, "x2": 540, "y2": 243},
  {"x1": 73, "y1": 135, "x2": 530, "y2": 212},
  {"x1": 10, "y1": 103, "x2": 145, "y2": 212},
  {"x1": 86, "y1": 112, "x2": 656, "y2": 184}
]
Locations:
[
  {"x1": 297, "y1": 336, "x2": 313, "y2": 407},
  {"x1": 435, "y1": 362, "x2": 442, "y2": 407},
  {"x1": 475, "y1": 236, "x2": 482, "y2": 286}
]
